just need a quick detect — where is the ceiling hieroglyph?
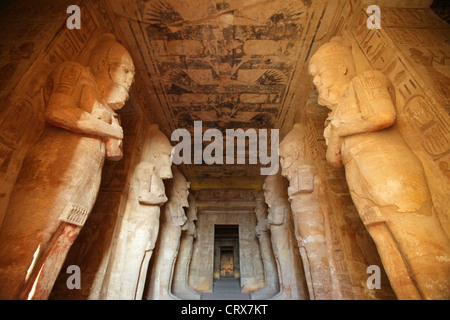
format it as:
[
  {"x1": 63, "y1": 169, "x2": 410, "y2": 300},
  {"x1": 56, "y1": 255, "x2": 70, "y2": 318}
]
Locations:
[{"x1": 107, "y1": 0, "x2": 342, "y2": 190}]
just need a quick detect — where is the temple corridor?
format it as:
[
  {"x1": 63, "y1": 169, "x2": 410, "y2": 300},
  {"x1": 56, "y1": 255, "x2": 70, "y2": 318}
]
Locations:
[{"x1": 0, "y1": 0, "x2": 449, "y2": 301}]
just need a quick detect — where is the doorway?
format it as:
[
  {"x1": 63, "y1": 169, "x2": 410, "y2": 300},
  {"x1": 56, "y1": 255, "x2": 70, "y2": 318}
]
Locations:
[
  {"x1": 220, "y1": 248, "x2": 234, "y2": 277},
  {"x1": 213, "y1": 225, "x2": 239, "y2": 279}
]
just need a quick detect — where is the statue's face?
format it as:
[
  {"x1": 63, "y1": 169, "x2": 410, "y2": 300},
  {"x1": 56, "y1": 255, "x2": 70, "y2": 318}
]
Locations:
[
  {"x1": 102, "y1": 58, "x2": 134, "y2": 110},
  {"x1": 309, "y1": 46, "x2": 355, "y2": 109},
  {"x1": 168, "y1": 201, "x2": 187, "y2": 226},
  {"x1": 89, "y1": 37, "x2": 135, "y2": 110},
  {"x1": 310, "y1": 63, "x2": 347, "y2": 107},
  {"x1": 279, "y1": 136, "x2": 305, "y2": 180},
  {"x1": 279, "y1": 141, "x2": 294, "y2": 179},
  {"x1": 178, "y1": 186, "x2": 189, "y2": 207},
  {"x1": 158, "y1": 150, "x2": 173, "y2": 179},
  {"x1": 187, "y1": 205, "x2": 198, "y2": 221},
  {"x1": 144, "y1": 126, "x2": 174, "y2": 179},
  {"x1": 91, "y1": 50, "x2": 134, "y2": 111},
  {"x1": 263, "y1": 183, "x2": 274, "y2": 207}
]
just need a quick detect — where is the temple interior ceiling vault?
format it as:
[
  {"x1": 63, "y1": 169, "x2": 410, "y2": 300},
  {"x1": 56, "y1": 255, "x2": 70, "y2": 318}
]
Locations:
[
  {"x1": 102, "y1": 0, "x2": 450, "y2": 216},
  {"x1": 108, "y1": 0, "x2": 331, "y2": 192}
]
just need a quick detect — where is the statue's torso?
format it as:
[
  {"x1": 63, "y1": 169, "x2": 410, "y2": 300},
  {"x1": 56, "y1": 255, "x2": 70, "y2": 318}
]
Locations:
[{"x1": 335, "y1": 78, "x2": 431, "y2": 211}]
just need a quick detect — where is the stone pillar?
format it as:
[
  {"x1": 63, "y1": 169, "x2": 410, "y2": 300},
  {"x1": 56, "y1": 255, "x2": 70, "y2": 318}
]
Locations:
[
  {"x1": 146, "y1": 167, "x2": 190, "y2": 300},
  {"x1": 250, "y1": 191, "x2": 280, "y2": 300},
  {"x1": 279, "y1": 124, "x2": 334, "y2": 300},
  {"x1": 239, "y1": 212, "x2": 265, "y2": 293},
  {"x1": 263, "y1": 173, "x2": 309, "y2": 300},
  {"x1": 0, "y1": 33, "x2": 135, "y2": 300},
  {"x1": 172, "y1": 193, "x2": 201, "y2": 300},
  {"x1": 308, "y1": 37, "x2": 450, "y2": 299},
  {"x1": 103, "y1": 124, "x2": 173, "y2": 300},
  {"x1": 188, "y1": 211, "x2": 215, "y2": 292}
]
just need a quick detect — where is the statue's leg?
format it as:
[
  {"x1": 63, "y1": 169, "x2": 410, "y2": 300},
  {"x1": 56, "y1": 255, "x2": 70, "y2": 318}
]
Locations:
[
  {"x1": 19, "y1": 223, "x2": 82, "y2": 300},
  {"x1": 345, "y1": 161, "x2": 421, "y2": 299},
  {"x1": 346, "y1": 160, "x2": 450, "y2": 299},
  {"x1": 269, "y1": 224, "x2": 308, "y2": 300},
  {"x1": 268, "y1": 227, "x2": 286, "y2": 300},
  {"x1": 120, "y1": 219, "x2": 155, "y2": 300},
  {"x1": 364, "y1": 221, "x2": 422, "y2": 299},
  {"x1": 135, "y1": 248, "x2": 153, "y2": 300},
  {"x1": 167, "y1": 238, "x2": 182, "y2": 300},
  {"x1": 383, "y1": 207, "x2": 450, "y2": 300}
]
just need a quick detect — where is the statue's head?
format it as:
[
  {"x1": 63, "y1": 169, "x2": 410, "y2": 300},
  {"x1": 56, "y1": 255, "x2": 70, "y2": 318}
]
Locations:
[
  {"x1": 254, "y1": 191, "x2": 268, "y2": 232},
  {"x1": 263, "y1": 172, "x2": 288, "y2": 208},
  {"x1": 88, "y1": 33, "x2": 135, "y2": 110},
  {"x1": 165, "y1": 167, "x2": 189, "y2": 226},
  {"x1": 279, "y1": 124, "x2": 307, "y2": 180},
  {"x1": 172, "y1": 167, "x2": 190, "y2": 208},
  {"x1": 309, "y1": 37, "x2": 355, "y2": 108},
  {"x1": 144, "y1": 124, "x2": 174, "y2": 179},
  {"x1": 187, "y1": 194, "x2": 198, "y2": 222},
  {"x1": 254, "y1": 191, "x2": 267, "y2": 217}
]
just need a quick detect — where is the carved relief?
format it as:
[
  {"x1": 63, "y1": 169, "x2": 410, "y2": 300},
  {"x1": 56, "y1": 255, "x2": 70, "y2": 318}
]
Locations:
[
  {"x1": 172, "y1": 193, "x2": 201, "y2": 300},
  {"x1": 0, "y1": 33, "x2": 135, "y2": 300},
  {"x1": 422, "y1": 123, "x2": 449, "y2": 157},
  {"x1": 263, "y1": 172, "x2": 309, "y2": 300},
  {"x1": 195, "y1": 189, "x2": 257, "y2": 202},
  {"x1": 109, "y1": 124, "x2": 174, "y2": 300},
  {"x1": 250, "y1": 190, "x2": 280, "y2": 300},
  {"x1": 0, "y1": 99, "x2": 36, "y2": 149},
  {"x1": 279, "y1": 124, "x2": 334, "y2": 300},
  {"x1": 352, "y1": 6, "x2": 450, "y2": 241},
  {"x1": 146, "y1": 166, "x2": 189, "y2": 300},
  {"x1": 309, "y1": 37, "x2": 450, "y2": 299},
  {"x1": 403, "y1": 95, "x2": 435, "y2": 129}
]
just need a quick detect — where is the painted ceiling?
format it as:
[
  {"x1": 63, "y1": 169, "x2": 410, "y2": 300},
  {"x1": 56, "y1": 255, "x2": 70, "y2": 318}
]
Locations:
[{"x1": 108, "y1": 0, "x2": 345, "y2": 190}]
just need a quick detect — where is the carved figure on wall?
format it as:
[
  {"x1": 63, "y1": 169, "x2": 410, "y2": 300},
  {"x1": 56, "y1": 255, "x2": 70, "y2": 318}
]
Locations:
[
  {"x1": 113, "y1": 124, "x2": 173, "y2": 300},
  {"x1": 0, "y1": 42, "x2": 34, "y2": 88},
  {"x1": 309, "y1": 37, "x2": 450, "y2": 300},
  {"x1": 172, "y1": 193, "x2": 201, "y2": 300},
  {"x1": 0, "y1": 33, "x2": 134, "y2": 300},
  {"x1": 279, "y1": 123, "x2": 334, "y2": 300},
  {"x1": 263, "y1": 173, "x2": 309, "y2": 300},
  {"x1": 250, "y1": 191, "x2": 280, "y2": 300},
  {"x1": 146, "y1": 167, "x2": 189, "y2": 300}
]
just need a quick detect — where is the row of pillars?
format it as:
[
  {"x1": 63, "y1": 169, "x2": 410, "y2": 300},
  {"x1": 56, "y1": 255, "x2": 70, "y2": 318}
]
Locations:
[{"x1": 102, "y1": 121, "x2": 333, "y2": 300}]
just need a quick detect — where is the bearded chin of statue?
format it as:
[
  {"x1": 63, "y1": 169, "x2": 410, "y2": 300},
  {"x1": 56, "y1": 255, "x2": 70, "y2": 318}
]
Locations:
[
  {"x1": 180, "y1": 197, "x2": 189, "y2": 208},
  {"x1": 317, "y1": 85, "x2": 345, "y2": 108},
  {"x1": 103, "y1": 83, "x2": 130, "y2": 110},
  {"x1": 281, "y1": 159, "x2": 294, "y2": 181},
  {"x1": 159, "y1": 165, "x2": 173, "y2": 180}
]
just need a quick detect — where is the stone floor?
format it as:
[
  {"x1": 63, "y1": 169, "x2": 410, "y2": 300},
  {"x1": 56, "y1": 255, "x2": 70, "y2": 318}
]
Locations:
[{"x1": 200, "y1": 278, "x2": 250, "y2": 300}]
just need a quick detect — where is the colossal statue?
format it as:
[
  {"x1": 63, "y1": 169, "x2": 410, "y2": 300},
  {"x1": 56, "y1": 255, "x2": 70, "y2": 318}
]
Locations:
[
  {"x1": 117, "y1": 123, "x2": 174, "y2": 300},
  {"x1": 263, "y1": 173, "x2": 309, "y2": 300},
  {"x1": 309, "y1": 37, "x2": 450, "y2": 299},
  {"x1": 0, "y1": 33, "x2": 135, "y2": 300},
  {"x1": 172, "y1": 193, "x2": 201, "y2": 300},
  {"x1": 146, "y1": 167, "x2": 189, "y2": 300},
  {"x1": 279, "y1": 124, "x2": 334, "y2": 299},
  {"x1": 250, "y1": 191, "x2": 280, "y2": 300}
]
